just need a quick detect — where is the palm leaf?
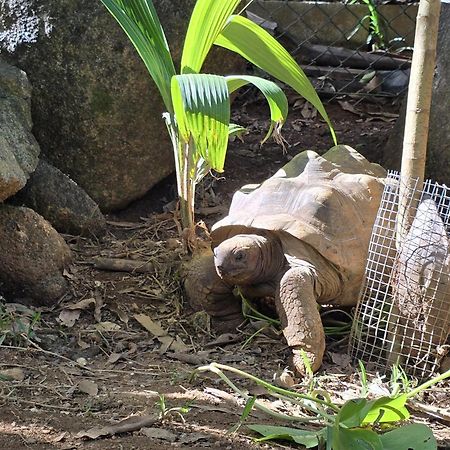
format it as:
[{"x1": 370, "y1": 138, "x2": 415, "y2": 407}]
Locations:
[
  {"x1": 226, "y1": 75, "x2": 288, "y2": 144},
  {"x1": 100, "y1": 0, "x2": 176, "y2": 111},
  {"x1": 181, "y1": 0, "x2": 242, "y2": 74},
  {"x1": 215, "y1": 15, "x2": 337, "y2": 144},
  {"x1": 171, "y1": 74, "x2": 230, "y2": 172}
]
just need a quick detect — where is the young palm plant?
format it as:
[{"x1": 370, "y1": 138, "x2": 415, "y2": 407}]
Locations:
[{"x1": 100, "y1": 0, "x2": 336, "y2": 230}]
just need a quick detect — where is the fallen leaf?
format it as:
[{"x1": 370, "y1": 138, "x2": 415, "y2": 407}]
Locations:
[
  {"x1": 166, "y1": 352, "x2": 207, "y2": 365},
  {"x1": 300, "y1": 102, "x2": 317, "y2": 119},
  {"x1": 330, "y1": 352, "x2": 352, "y2": 368},
  {"x1": 0, "y1": 368, "x2": 25, "y2": 381},
  {"x1": 107, "y1": 352, "x2": 124, "y2": 365},
  {"x1": 77, "y1": 415, "x2": 159, "y2": 439},
  {"x1": 109, "y1": 303, "x2": 129, "y2": 324},
  {"x1": 134, "y1": 314, "x2": 166, "y2": 337},
  {"x1": 94, "y1": 291, "x2": 104, "y2": 323},
  {"x1": 65, "y1": 298, "x2": 96, "y2": 310},
  {"x1": 274, "y1": 369, "x2": 296, "y2": 388},
  {"x1": 141, "y1": 427, "x2": 177, "y2": 442},
  {"x1": 179, "y1": 432, "x2": 210, "y2": 444},
  {"x1": 204, "y1": 333, "x2": 241, "y2": 348},
  {"x1": 94, "y1": 322, "x2": 121, "y2": 332},
  {"x1": 78, "y1": 380, "x2": 98, "y2": 396},
  {"x1": 58, "y1": 309, "x2": 81, "y2": 328},
  {"x1": 337, "y1": 100, "x2": 362, "y2": 116}
]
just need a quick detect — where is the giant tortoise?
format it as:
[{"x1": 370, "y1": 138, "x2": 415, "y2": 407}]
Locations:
[{"x1": 185, "y1": 145, "x2": 386, "y2": 373}]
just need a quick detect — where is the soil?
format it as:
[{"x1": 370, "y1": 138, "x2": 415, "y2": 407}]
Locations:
[{"x1": 1, "y1": 93, "x2": 449, "y2": 450}]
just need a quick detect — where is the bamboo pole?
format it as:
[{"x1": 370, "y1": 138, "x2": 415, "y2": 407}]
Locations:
[{"x1": 397, "y1": 0, "x2": 441, "y2": 246}]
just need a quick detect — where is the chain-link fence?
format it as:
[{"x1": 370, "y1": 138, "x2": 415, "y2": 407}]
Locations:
[{"x1": 247, "y1": 0, "x2": 417, "y2": 103}]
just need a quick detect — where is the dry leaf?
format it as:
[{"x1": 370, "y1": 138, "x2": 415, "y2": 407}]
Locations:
[
  {"x1": 141, "y1": 427, "x2": 177, "y2": 442},
  {"x1": 58, "y1": 309, "x2": 81, "y2": 328},
  {"x1": 301, "y1": 102, "x2": 317, "y2": 119},
  {"x1": 166, "y1": 352, "x2": 207, "y2": 365},
  {"x1": 274, "y1": 369, "x2": 296, "y2": 388},
  {"x1": 109, "y1": 303, "x2": 129, "y2": 324},
  {"x1": 78, "y1": 380, "x2": 98, "y2": 396},
  {"x1": 107, "y1": 352, "x2": 124, "y2": 365},
  {"x1": 77, "y1": 415, "x2": 159, "y2": 439},
  {"x1": 134, "y1": 314, "x2": 166, "y2": 336},
  {"x1": 0, "y1": 368, "x2": 25, "y2": 381},
  {"x1": 94, "y1": 322, "x2": 121, "y2": 332},
  {"x1": 65, "y1": 298, "x2": 96, "y2": 310},
  {"x1": 330, "y1": 352, "x2": 352, "y2": 368},
  {"x1": 179, "y1": 432, "x2": 210, "y2": 444},
  {"x1": 337, "y1": 100, "x2": 362, "y2": 116},
  {"x1": 204, "y1": 333, "x2": 241, "y2": 348}
]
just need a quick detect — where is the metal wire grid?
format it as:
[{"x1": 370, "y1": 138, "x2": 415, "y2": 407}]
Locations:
[
  {"x1": 349, "y1": 172, "x2": 450, "y2": 379},
  {"x1": 247, "y1": 0, "x2": 417, "y2": 103}
]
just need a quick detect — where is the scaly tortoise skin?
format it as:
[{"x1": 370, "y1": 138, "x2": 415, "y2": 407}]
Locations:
[{"x1": 185, "y1": 145, "x2": 386, "y2": 374}]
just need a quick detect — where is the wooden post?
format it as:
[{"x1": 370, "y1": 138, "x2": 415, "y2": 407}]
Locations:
[{"x1": 397, "y1": 0, "x2": 441, "y2": 246}]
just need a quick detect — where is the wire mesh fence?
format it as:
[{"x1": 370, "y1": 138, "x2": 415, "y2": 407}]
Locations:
[
  {"x1": 349, "y1": 172, "x2": 450, "y2": 379},
  {"x1": 247, "y1": 0, "x2": 417, "y2": 103}
]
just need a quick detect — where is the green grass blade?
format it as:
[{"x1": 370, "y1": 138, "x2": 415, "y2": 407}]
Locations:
[
  {"x1": 100, "y1": 0, "x2": 176, "y2": 111},
  {"x1": 181, "y1": 0, "x2": 241, "y2": 74},
  {"x1": 171, "y1": 74, "x2": 230, "y2": 172},
  {"x1": 226, "y1": 75, "x2": 288, "y2": 144},
  {"x1": 215, "y1": 15, "x2": 337, "y2": 144}
]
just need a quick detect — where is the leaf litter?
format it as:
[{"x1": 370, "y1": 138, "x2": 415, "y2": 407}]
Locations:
[{"x1": 0, "y1": 98, "x2": 449, "y2": 450}]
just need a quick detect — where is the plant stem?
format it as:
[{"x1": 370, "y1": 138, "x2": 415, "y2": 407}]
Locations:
[
  {"x1": 202, "y1": 364, "x2": 330, "y2": 424},
  {"x1": 196, "y1": 363, "x2": 339, "y2": 412},
  {"x1": 406, "y1": 368, "x2": 450, "y2": 399}
]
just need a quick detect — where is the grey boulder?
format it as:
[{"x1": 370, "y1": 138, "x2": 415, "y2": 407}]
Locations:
[
  {"x1": 0, "y1": 205, "x2": 72, "y2": 306},
  {"x1": 12, "y1": 159, "x2": 107, "y2": 237},
  {"x1": 1, "y1": 0, "x2": 245, "y2": 210},
  {"x1": 0, "y1": 59, "x2": 40, "y2": 201}
]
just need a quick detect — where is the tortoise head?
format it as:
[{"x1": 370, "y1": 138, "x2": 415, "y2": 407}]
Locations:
[{"x1": 213, "y1": 233, "x2": 284, "y2": 285}]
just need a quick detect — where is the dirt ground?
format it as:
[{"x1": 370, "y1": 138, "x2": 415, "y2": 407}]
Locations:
[{"x1": 1, "y1": 93, "x2": 449, "y2": 450}]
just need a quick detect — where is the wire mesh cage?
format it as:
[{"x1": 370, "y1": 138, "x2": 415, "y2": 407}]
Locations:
[{"x1": 349, "y1": 171, "x2": 450, "y2": 379}]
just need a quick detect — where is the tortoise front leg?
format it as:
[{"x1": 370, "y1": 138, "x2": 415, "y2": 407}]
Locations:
[
  {"x1": 184, "y1": 251, "x2": 243, "y2": 331},
  {"x1": 276, "y1": 266, "x2": 325, "y2": 375}
]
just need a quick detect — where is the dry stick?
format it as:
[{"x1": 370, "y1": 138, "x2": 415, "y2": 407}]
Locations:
[{"x1": 93, "y1": 257, "x2": 154, "y2": 273}]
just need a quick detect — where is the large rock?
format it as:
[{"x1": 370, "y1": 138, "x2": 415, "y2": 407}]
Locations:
[
  {"x1": 0, "y1": 205, "x2": 71, "y2": 305},
  {"x1": 384, "y1": 3, "x2": 450, "y2": 182},
  {"x1": 11, "y1": 159, "x2": 107, "y2": 237},
  {"x1": 0, "y1": 59, "x2": 40, "y2": 201},
  {"x1": 0, "y1": 0, "x2": 246, "y2": 210}
]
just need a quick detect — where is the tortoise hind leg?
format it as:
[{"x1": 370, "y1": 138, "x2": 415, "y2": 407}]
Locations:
[
  {"x1": 184, "y1": 250, "x2": 243, "y2": 331},
  {"x1": 276, "y1": 266, "x2": 325, "y2": 375}
]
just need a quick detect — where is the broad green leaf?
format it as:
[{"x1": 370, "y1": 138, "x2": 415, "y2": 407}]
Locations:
[
  {"x1": 338, "y1": 398, "x2": 374, "y2": 428},
  {"x1": 362, "y1": 394, "x2": 410, "y2": 424},
  {"x1": 380, "y1": 424, "x2": 437, "y2": 450},
  {"x1": 248, "y1": 424, "x2": 325, "y2": 448},
  {"x1": 181, "y1": 0, "x2": 241, "y2": 74},
  {"x1": 333, "y1": 427, "x2": 383, "y2": 450},
  {"x1": 171, "y1": 74, "x2": 230, "y2": 172},
  {"x1": 226, "y1": 75, "x2": 288, "y2": 144},
  {"x1": 215, "y1": 15, "x2": 337, "y2": 144},
  {"x1": 100, "y1": 0, "x2": 175, "y2": 111}
]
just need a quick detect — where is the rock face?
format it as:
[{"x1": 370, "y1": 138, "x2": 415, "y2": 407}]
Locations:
[
  {"x1": 12, "y1": 159, "x2": 107, "y2": 237},
  {"x1": 0, "y1": 205, "x2": 72, "y2": 305},
  {"x1": 384, "y1": 3, "x2": 450, "y2": 183},
  {"x1": 0, "y1": 58, "x2": 40, "y2": 201},
  {"x1": 0, "y1": 0, "x2": 246, "y2": 210}
]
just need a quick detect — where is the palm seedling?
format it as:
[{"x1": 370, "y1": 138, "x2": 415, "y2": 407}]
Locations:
[{"x1": 100, "y1": 0, "x2": 336, "y2": 230}]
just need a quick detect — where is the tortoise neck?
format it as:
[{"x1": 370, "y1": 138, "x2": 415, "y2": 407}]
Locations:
[{"x1": 253, "y1": 232, "x2": 286, "y2": 284}]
